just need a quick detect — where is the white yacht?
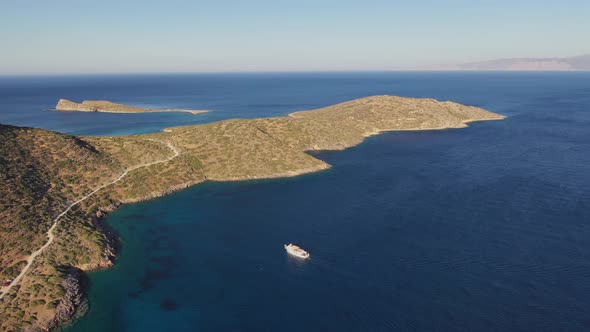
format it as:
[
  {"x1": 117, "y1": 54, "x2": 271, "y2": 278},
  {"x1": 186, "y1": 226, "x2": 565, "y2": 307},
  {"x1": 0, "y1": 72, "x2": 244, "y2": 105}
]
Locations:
[{"x1": 284, "y1": 243, "x2": 310, "y2": 259}]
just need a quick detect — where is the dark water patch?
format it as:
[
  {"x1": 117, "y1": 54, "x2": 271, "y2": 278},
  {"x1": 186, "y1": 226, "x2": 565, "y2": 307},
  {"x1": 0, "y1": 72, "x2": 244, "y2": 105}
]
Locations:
[
  {"x1": 148, "y1": 237, "x2": 172, "y2": 249},
  {"x1": 148, "y1": 256, "x2": 178, "y2": 269},
  {"x1": 137, "y1": 268, "x2": 174, "y2": 293},
  {"x1": 127, "y1": 291, "x2": 140, "y2": 299},
  {"x1": 159, "y1": 299, "x2": 178, "y2": 311},
  {"x1": 120, "y1": 213, "x2": 148, "y2": 221}
]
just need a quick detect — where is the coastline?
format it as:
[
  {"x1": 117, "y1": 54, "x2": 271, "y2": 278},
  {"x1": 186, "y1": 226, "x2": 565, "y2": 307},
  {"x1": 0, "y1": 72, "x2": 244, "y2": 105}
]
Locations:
[
  {"x1": 81, "y1": 112, "x2": 504, "y2": 268},
  {"x1": 78, "y1": 113, "x2": 504, "y2": 260},
  {"x1": 71, "y1": 113, "x2": 506, "y2": 299},
  {"x1": 0, "y1": 95, "x2": 505, "y2": 331}
]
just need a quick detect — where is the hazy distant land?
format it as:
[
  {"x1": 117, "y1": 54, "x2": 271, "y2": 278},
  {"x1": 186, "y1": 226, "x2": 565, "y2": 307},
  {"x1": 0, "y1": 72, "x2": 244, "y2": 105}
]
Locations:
[
  {"x1": 0, "y1": 95, "x2": 504, "y2": 331},
  {"x1": 418, "y1": 54, "x2": 590, "y2": 71},
  {"x1": 56, "y1": 99, "x2": 210, "y2": 115}
]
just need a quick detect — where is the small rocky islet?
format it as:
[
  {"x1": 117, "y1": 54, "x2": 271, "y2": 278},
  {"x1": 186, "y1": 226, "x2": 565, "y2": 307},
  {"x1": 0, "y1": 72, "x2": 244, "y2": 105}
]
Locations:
[{"x1": 55, "y1": 99, "x2": 209, "y2": 115}]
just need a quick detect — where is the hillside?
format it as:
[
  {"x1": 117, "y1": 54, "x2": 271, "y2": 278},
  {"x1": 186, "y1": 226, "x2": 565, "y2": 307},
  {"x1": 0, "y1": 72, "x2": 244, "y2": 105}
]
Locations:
[
  {"x1": 0, "y1": 126, "x2": 174, "y2": 330},
  {"x1": 0, "y1": 95, "x2": 504, "y2": 331},
  {"x1": 0, "y1": 124, "x2": 120, "y2": 276}
]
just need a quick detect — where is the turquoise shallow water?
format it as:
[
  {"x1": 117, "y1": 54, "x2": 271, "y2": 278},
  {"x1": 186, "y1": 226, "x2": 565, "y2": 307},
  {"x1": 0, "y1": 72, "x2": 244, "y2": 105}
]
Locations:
[{"x1": 1, "y1": 73, "x2": 589, "y2": 331}]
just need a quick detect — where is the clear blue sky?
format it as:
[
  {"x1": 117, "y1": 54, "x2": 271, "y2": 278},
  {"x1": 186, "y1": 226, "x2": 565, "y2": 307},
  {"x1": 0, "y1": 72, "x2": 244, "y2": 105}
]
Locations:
[{"x1": 1, "y1": 0, "x2": 588, "y2": 74}]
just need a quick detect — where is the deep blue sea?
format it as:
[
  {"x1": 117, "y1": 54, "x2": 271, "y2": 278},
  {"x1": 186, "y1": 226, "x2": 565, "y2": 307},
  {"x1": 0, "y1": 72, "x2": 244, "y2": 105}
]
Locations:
[{"x1": 1, "y1": 72, "x2": 589, "y2": 331}]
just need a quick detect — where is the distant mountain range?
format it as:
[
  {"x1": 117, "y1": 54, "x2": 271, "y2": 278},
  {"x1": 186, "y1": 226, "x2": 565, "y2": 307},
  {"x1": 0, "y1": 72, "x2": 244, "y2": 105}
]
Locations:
[{"x1": 418, "y1": 54, "x2": 590, "y2": 71}]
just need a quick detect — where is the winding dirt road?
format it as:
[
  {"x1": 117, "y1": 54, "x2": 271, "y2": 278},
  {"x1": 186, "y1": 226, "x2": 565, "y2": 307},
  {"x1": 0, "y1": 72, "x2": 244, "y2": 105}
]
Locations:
[{"x1": 0, "y1": 141, "x2": 179, "y2": 299}]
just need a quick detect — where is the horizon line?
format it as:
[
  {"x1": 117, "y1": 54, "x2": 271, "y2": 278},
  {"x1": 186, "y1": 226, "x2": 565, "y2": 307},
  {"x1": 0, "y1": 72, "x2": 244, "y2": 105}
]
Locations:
[{"x1": 2, "y1": 69, "x2": 590, "y2": 77}]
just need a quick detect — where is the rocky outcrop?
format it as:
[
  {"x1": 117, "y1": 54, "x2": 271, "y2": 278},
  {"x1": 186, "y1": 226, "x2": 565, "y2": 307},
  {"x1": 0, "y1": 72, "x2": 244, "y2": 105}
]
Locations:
[
  {"x1": 76, "y1": 203, "x2": 121, "y2": 272},
  {"x1": 44, "y1": 269, "x2": 87, "y2": 331},
  {"x1": 77, "y1": 238, "x2": 116, "y2": 272},
  {"x1": 55, "y1": 99, "x2": 96, "y2": 112}
]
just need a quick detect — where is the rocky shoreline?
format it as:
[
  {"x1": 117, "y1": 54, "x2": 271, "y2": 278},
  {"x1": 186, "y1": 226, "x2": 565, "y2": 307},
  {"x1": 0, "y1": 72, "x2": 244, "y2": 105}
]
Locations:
[{"x1": 43, "y1": 269, "x2": 87, "y2": 332}]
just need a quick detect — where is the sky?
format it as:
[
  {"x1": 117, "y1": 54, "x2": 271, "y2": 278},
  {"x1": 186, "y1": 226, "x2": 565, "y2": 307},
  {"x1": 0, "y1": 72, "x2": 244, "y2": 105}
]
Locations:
[{"x1": 1, "y1": 0, "x2": 589, "y2": 74}]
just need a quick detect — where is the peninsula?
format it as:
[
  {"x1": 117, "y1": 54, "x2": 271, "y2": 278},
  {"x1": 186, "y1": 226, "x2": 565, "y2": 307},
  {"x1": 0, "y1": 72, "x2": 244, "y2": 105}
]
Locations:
[
  {"x1": 55, "y1": 99, "x2": 210, "y2": 115},
  {"x1": 0, "y1": 95, "x2": 504, "y2": 331}
]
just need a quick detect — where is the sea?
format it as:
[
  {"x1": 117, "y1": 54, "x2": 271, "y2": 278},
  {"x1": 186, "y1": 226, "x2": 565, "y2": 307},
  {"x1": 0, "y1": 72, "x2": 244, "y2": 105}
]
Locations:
[{"x1": 1, "y1": 72, "x2": 589, "y2": 331}]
